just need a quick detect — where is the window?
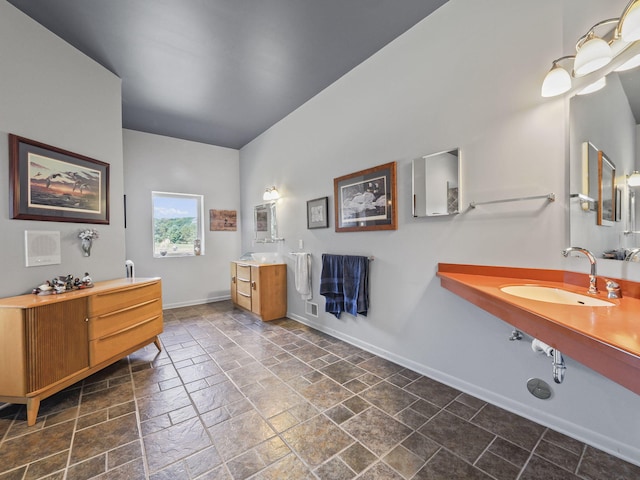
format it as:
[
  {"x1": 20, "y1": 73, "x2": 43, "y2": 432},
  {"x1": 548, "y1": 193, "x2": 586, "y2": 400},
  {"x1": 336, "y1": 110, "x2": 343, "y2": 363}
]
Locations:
[{"x1": 152, "y1": 191, "x2": 204, "y2": 257}]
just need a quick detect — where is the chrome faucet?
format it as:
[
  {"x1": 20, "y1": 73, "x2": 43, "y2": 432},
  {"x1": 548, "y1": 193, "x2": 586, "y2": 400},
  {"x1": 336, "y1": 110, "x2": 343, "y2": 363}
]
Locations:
[
  {"x1": 625, "y1": 248, "x2": 640, "y2": 262},
  {"x1": 562, "y1": 247, "x2": 598, "y2": 294}
]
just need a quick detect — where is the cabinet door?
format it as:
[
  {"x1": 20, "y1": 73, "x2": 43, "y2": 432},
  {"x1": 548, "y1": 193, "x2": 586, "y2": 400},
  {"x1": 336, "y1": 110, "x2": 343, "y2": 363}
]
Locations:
[
  {"x1": 230, "y1": 262, "x2": 237, "y2": 304},
  {"x1": 251, "y1": 265, "x2": 261, "y2": 315},
  {"x1": 25, "y1": 298, "x2": 89, "y2": 393}
]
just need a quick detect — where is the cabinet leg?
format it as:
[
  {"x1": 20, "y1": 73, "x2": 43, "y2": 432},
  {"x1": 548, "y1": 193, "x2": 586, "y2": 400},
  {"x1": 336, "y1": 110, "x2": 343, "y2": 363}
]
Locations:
[
  {"x1": 26, "y1": 397, "x2": 40, "y2": 426},
  {"x1": 153, "y1": 336, "x2": 162, "y2": 352}
]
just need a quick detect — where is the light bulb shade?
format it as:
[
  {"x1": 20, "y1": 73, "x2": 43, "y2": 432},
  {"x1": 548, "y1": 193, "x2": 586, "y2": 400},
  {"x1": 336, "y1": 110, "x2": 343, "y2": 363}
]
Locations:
[
  {"x1": 262, "y1": 186, "x2": 280, "y2": 201},
  {"x1": 541, "y1": 65, "x2": 572, "y2": 97},
  {"x1": 574, "y1": 37, "x2": 612, "y2": 76},
  {"x1": 621, "y1": 2, "x2": 640, "y2": 42},
  {"x1": 577, "y1": 76, "x2": 606, "y2": 95},
  {"x1": 628, "y1": 171, "x2": 640, "y2": 186},
  {"x1": 614, "y1": 53, "x2": 640, "y2": 72}
]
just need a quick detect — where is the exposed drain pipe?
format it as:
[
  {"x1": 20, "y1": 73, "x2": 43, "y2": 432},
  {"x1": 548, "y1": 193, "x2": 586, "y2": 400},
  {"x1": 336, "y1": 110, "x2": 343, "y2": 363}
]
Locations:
[
  {"x1": 531, "y1": 338, "x2": 566, "y2": 384},
  {"x1": 552, "y1": 349, "x2": 566, "y2": 384}
]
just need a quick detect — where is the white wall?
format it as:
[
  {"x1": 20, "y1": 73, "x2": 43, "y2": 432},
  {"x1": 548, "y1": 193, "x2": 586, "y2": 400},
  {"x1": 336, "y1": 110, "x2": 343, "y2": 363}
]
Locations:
[
  {"x1": 0, "y1": 1, "x2": 124, "y2": 297},
  {"x1": 123, "y1": 130, "x2": 241, "y2": 307},
  {"x1": 240, "y1": 0, "x2": 640, "y2": 465}
]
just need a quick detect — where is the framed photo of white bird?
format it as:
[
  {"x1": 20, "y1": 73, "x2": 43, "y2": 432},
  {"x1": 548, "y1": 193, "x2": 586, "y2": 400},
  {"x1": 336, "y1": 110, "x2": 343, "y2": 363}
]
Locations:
[{"x1": 9, "y1": 134, "x2": 110, "y2": 224}]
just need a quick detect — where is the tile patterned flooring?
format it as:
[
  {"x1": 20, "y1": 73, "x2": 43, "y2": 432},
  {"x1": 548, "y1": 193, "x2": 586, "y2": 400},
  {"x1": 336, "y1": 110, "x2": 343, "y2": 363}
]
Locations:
[{"x1": 1, "y1": 301, "x2": 639, "y2": 480}]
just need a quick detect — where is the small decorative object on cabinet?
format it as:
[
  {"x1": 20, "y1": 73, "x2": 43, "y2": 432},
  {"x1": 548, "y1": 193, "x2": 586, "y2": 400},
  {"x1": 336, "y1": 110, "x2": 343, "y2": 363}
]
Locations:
[
  {"x1": 230, "y1": 261, "x2": 286, "y2": 321},
  {"x1": 0, "y1": 277, "x2": 163, "y2": 426}
]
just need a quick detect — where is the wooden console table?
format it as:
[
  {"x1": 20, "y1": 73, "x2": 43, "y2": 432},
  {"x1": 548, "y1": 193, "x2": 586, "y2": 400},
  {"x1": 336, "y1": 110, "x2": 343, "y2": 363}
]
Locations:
[{"x1": 0, "y1": 277, "x2": 163, "y2": 425}]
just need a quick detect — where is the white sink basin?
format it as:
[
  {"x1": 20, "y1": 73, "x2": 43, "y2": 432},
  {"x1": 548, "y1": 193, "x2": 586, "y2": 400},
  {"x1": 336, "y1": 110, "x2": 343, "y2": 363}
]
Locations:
[
  {"x1": 251, "y1": 252, "x2": 282, "y2": 263},
  {"x1": 500, "y1": 285, "x2": 614, "y2": 307}
]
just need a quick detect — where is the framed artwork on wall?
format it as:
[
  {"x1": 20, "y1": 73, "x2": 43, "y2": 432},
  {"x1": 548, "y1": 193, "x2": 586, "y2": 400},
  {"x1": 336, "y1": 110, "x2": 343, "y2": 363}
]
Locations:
[
  {"x1": 210, "y1": 209, "x2": 237, "y2": 231},
  {"x1": 307, "y1": 196, "x2": 329, "y2": 229},
  {"x1": 334, "y1": 161, "x2": 397, "y2": 232},
  {"x1": 9, "y1": 134, "x2": 110, "y2": 224}
]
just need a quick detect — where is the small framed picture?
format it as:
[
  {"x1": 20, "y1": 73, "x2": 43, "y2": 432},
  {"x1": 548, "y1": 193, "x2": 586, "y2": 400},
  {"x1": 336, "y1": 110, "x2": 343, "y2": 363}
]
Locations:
[{"x1": 307, "y1": 196, "x2": 329, "y2": 229}]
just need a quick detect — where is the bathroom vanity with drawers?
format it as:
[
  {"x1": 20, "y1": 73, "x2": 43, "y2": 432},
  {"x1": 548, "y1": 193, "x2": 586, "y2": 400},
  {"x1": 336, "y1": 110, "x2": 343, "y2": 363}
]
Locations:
[
  {"x1": 230, "y1": 261, "x2": 286, "y2": 321},
  {"x1": 0, "y1": 277, "x2": 163, "y2": 425}
]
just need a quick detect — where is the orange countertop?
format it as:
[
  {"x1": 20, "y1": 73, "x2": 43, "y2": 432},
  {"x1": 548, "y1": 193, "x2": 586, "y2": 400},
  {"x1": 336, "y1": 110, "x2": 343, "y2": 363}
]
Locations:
[{"x1": 437, "y1": 264, "x2": 640, "y2": 396}]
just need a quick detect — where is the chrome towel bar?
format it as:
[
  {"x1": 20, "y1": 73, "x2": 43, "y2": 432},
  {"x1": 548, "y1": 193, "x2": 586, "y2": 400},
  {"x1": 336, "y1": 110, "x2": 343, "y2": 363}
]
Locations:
[{"x1": 469, "y1": 193, "x2": 555, "y2": 209}]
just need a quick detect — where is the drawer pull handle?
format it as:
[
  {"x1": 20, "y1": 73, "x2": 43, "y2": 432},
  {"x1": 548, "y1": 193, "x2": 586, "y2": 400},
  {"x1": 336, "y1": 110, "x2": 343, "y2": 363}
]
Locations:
[
  {"x1": 232, "y1": 276, "x2": 236, "y2": 283},
  {"x1": 238, "y1": 292, "x2": 251, "y2": 298},
  {"x1": 251, "y1": 281, "x2": 256, "y2": 290}
]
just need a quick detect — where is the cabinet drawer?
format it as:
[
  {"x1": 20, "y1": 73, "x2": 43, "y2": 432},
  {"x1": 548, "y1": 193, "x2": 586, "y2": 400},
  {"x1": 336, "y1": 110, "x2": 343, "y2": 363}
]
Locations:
[
  {"x1": 237, "y1": 279, "x2": 252, "y2": 297},
  {"x1": 236, "y1": 264, "x2": 251, "y2": 281},
  {"x1": 89, "y1": 282, "x2": 161, "y2": 317},
  {"x1": 90, "y1": 315, "x2": 162, "y2": 365},
  {"x1": 236, "y1": 290, "x2": 252, "y2": 310},
  {"x1": 89, "y1": 298, "x2": 162, "y2": 340}
]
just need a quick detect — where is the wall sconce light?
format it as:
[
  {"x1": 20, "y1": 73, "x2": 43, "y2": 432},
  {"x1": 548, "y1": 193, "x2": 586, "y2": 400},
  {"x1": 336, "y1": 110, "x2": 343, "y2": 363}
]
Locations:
[
  {"x1": 627, "y1": 171, "x2": 640, "y2": 186},
  {"x1": 541, "y1": 0, "x2": 640, "y2": 97},
  {"x1": 262, "y1": 186, "x2": 280, "y2": 201}
]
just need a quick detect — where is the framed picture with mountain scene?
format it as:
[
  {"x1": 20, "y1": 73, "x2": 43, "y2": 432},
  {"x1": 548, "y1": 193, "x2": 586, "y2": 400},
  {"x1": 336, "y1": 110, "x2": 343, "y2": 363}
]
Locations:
[{"x1": 9, "y1": 134, "x2": 110, "y2": 224}]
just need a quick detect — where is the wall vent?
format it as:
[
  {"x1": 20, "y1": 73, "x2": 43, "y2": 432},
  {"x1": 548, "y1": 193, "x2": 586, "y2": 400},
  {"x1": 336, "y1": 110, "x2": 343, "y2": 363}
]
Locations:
[
  {"x1": 305, "y1": 301, "x2": 318, "y2": 317},
  {"x1": 25, "y1": 230, "x2": 61, "y2": 267}
]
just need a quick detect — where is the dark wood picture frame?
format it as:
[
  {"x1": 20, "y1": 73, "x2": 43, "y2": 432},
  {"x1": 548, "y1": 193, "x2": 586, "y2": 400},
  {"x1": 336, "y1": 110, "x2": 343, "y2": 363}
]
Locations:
[
  {"x1": 9, "y1": 134, "x2": 110, "y2": 224},
  {"x1": 307, "y1": 196, "x2": 329, "y2": 229},
  {"x1": 334, "y1": 161, "x2": 397, "y2": 232}
]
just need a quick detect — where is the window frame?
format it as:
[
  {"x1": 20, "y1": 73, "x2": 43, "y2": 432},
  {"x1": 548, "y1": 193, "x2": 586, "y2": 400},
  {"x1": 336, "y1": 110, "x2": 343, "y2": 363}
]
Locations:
[{"x1": 151, "y1": 191, "x2": 204, "y2": 258}]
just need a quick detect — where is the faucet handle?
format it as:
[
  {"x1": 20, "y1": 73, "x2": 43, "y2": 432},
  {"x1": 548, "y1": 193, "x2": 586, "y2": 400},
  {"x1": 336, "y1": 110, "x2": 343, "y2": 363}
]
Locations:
[{"x1": 605, "y1": 279, "x2": 622, "y2": 299}]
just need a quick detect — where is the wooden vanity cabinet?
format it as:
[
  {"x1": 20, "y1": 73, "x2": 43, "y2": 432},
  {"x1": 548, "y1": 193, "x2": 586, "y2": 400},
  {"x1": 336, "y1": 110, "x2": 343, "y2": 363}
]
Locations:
[
  {"x1": 0, "y1": 278, "x2": 163, "y2": 426},
  {"x1": 230, "y1": 261, "x2": 286, "y2": 321}
]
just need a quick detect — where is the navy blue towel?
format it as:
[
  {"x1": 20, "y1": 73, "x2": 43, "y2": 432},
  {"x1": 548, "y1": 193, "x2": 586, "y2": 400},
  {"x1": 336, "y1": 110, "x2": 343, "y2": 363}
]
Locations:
[
  {"x1": 320, "y1": 254, "x2": 344, "y2": 318},
  {"x1": 320, "y1": 254, "x2": 369, "y2": 318}
]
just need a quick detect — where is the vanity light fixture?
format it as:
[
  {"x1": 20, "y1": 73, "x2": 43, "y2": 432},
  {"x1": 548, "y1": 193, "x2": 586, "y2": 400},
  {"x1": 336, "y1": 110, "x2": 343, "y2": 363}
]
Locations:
[
  {"x1": 541, "y1": 56, "x2": 574, "y2": 97},
  {"x1": 576, "y1": 76, "x2": 606, "y2": 95},
  {"x1": 262, "y1": 186, "x2": 280, "y2": 201},
  {"x1": 627, "y1": 171, "x2": 640, "y2": 186},
  {"x1": 618, "y1": 0, "x2": 640, "y2": 41},
  {"x1": 573, "y1": 19, "x2": 617, "y2": 77},
  {"x1": 541, "y1": 0, "x2": 640, "y2": 97}
]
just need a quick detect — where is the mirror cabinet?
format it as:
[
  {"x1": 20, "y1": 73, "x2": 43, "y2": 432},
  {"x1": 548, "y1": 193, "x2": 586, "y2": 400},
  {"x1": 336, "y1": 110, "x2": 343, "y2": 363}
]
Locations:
[
  {"x1": 254, "y1": 202, "x2": 278, "y2": 243},
  {"x1": 412, "y1": 148, "x2": 460, "y2": 217}
]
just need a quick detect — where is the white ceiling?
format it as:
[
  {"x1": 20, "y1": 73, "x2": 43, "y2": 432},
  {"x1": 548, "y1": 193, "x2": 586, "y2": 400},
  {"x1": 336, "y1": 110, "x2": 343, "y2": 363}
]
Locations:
[{"x1": 8, "y1": 0, "x2": 449, "y2": 149}]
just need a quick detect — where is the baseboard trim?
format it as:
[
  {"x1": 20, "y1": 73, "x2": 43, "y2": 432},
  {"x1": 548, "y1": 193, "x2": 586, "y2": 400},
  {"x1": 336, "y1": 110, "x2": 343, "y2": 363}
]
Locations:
[{"x1": 163, "y1": 295, "x2": 230, "y2": 310}]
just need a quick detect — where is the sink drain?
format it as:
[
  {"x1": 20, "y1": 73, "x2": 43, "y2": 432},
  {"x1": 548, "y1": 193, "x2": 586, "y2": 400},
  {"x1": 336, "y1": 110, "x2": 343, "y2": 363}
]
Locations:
[{"x1": 527, "y1": 378, "x2": 552, "y2": 399}]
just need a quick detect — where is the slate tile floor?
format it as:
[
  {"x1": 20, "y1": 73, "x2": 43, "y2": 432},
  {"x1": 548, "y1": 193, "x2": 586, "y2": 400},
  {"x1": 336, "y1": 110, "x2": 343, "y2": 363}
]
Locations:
[{"x1": 1, "y1": 301, "x2": 639, "y2": 479}]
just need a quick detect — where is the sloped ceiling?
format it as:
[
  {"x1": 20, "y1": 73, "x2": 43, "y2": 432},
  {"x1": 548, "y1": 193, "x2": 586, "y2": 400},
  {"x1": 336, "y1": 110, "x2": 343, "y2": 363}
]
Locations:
[{"x1": 8, "y1": 0, "x2": 448, "y2": 149}]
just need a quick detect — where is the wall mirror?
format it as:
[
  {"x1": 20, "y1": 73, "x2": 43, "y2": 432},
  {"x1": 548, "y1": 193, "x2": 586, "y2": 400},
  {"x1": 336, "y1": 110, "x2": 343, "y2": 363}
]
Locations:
[
  {"x1": 569, "y1": 56, "x2": 639, "y2": 260},
  {"x1": 412, "y1": 148, "x2": 460, "y2": 217},
  {"x1": 254, "y1": 202, "x2": 278, "y2": 243}
]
